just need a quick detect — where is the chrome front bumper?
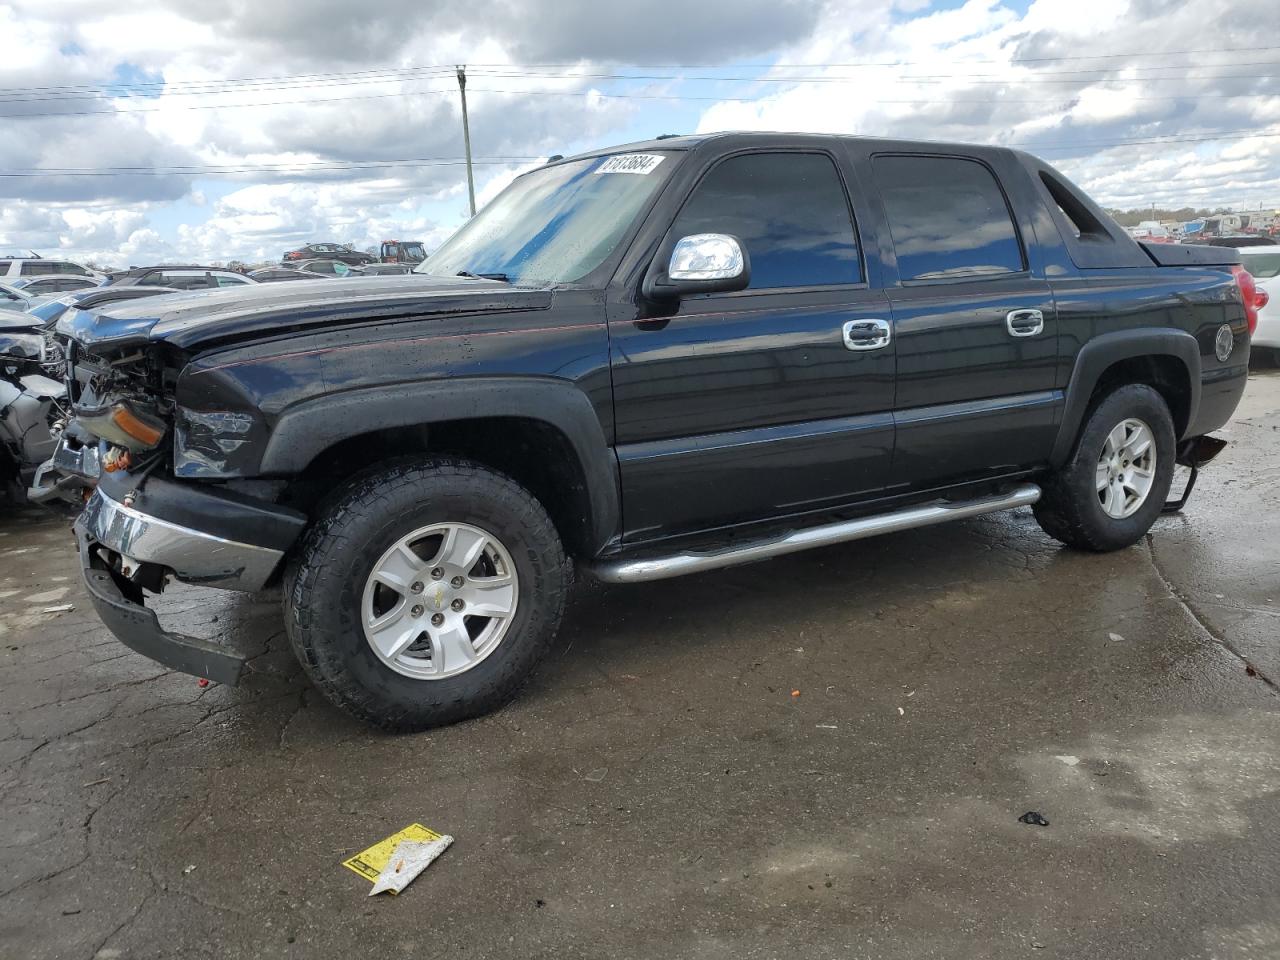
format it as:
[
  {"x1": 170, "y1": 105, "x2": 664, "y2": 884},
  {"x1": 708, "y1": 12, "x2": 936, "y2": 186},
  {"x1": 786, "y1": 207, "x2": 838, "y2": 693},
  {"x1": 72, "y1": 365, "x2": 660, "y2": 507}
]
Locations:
[{"x1": 77, "y1": 485, "x2": 284, "y2": 592}]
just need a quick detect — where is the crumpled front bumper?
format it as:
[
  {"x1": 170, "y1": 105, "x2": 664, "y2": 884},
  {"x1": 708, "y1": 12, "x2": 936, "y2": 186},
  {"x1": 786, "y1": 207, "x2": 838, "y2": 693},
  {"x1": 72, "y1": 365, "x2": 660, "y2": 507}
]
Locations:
[
  {"x1": 73, "y1": 475, "x2": 307, "y2": 684},
  {"x1": 75, "y1": 520, "x2": 250, "y2": 686}
]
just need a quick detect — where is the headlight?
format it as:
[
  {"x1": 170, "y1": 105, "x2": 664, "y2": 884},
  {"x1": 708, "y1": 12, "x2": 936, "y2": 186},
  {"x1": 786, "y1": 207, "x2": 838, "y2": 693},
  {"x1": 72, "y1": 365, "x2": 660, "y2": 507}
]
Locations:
[{"x1": 76, "y1": 400, "x2": 166, "y2": 451}]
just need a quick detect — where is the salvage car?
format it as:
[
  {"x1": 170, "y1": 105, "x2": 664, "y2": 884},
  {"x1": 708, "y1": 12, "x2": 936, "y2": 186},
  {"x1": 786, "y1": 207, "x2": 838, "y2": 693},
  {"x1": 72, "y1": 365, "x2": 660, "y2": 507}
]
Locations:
[
  {"x1": 1238, "y1": 246, "x2": 1279, "y2": 365},
  {"x1": 8, "y1": 276, "x2": 100, "y2": 296},
  {"x1": 0, "y1": 257, "x2": 100, "y2": 281},
  {"x1": 102, "y1": 266, "x2": 256, "y2": 290},
  {"x1": 50, "y1": 133, "x2": 1254, "y2": 730},
  {"x1": 247, "y1": 267, "x2": 321, "y2": 283},
  {"x1": 292, "y1": 258, "x2": 364, "y2": 278},
  {"x1": 1, "y1": 314, "x2": 65, "y2": 501},
  {"x1": 282, "y1": 243, "x2": 375, "y2": 267}
]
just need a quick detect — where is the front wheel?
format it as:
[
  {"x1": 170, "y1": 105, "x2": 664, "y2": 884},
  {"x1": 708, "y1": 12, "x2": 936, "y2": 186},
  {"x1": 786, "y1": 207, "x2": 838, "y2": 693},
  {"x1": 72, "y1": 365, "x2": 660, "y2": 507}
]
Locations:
[
  {"x1": 285, "y1": 457, "x2": 570, "y2": 731},
  {"x1": 1033, "y1": 384, "x2": 1176, "y2": 552}
]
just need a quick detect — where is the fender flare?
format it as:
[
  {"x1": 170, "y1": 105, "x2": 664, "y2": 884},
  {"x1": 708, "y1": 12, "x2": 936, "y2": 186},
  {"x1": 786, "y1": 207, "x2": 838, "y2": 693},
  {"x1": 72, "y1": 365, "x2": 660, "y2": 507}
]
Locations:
[
  {"x1": 261, "y1": 377, "x2": 620, "y2": 553},
  {"x1": 1050, "y1": 327, "x2": 1201, "y2": 467}
]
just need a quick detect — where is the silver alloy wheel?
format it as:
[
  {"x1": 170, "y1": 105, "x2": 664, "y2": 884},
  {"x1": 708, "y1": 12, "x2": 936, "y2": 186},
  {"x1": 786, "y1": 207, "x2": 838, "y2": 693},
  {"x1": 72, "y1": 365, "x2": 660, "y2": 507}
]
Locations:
[
  {"x1": 1095, "y1": 417, "x2": 1157, "y2": 519},
  {"x1": 361, "y1": 522, "x2": 519, "y2": 680}
]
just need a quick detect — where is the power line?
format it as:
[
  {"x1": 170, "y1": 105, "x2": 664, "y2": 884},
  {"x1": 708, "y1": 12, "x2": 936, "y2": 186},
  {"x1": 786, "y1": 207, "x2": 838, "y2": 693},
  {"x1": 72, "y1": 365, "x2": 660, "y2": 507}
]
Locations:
[
  {"x1": 4, "y1": 62, "x2": 1279, "y2": 107},
  {"x1": 0, "y1": 158, "x2": 536, "y2": 178},
  {"x1": 4, "y1": 45, "x2": 1280, "y2": 101},
  {"x1": 4, "y1": 82, "x2": 1278, "y2": 121},
  {"x1": 4, "y1": 127, "x2": 1278, "y2": 179}
]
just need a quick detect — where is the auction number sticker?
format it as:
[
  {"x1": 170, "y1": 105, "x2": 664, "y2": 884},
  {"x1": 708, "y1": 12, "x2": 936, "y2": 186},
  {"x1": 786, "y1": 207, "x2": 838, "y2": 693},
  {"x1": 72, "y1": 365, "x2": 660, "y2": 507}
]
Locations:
[{"x1": 596, "y1": 154, "x2": 665, "y2": 175}]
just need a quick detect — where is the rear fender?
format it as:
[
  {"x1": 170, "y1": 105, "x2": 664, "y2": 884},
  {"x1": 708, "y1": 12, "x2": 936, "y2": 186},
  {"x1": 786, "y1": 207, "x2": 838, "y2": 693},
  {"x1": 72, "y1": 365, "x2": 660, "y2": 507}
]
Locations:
[{"x1": 1051, "y1": 328, "x2": 1201, "y2": 467}]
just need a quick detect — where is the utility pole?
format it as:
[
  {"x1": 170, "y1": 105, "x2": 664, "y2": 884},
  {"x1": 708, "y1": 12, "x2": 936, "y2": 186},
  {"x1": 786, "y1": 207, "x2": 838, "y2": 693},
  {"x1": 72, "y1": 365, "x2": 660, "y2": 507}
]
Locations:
[{"x1": 456, "y1": 65, "x2": 476, "y2": 218}]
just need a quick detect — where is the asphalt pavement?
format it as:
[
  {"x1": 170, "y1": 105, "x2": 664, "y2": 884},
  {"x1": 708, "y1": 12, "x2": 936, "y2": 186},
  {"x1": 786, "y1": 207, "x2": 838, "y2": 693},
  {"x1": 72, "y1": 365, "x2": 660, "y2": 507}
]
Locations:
[{"x1": 2, "y1": 369, "x2": 1278, "y2": 960}]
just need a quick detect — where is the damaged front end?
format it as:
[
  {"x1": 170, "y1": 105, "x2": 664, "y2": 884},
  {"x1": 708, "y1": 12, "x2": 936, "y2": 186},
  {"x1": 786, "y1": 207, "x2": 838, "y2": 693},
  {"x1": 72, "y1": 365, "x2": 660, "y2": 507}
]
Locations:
[
  {"x1": 29, "y1": 339, "x2": 171, "y2": 503},
  {"x1": 49, "y1": 326, "x2": 306, "y2": 684}
]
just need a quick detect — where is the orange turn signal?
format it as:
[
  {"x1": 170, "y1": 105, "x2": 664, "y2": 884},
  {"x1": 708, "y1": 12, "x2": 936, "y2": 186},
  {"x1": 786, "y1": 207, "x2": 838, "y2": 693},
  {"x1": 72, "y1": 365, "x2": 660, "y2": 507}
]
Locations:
[{"x1": 110, "y1": 405, "x2": 165, "y2": 447}]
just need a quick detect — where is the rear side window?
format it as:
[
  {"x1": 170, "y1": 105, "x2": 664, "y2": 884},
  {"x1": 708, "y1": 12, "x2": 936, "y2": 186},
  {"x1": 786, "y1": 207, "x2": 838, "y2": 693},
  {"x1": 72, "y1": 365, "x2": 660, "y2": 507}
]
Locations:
[
  {"x1": 1242, "y1": 253, "x2": 1280, "y2": 279},
  {"x1": 156, "y1": 272, "x2": 209, "y2": 290},
  {"x1": 672, "y1": 152, "x2": 862, "y2": 289},
  {"x1": 21, "y1": 261, "x2": 58, "y2": 276},
  {"x1": 215, "y1": 274, "x2": 249, "y2": 286},
  {"x1": 873, "y1": 155, "x2": 1024, "y2": 282}
]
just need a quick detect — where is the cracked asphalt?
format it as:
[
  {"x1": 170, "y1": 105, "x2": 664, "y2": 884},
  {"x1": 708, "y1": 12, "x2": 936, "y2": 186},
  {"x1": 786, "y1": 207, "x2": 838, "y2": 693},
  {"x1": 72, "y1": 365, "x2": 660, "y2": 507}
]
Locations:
[{"x1": 2, "y1": 370, "x2": 1279, "y2": 960}]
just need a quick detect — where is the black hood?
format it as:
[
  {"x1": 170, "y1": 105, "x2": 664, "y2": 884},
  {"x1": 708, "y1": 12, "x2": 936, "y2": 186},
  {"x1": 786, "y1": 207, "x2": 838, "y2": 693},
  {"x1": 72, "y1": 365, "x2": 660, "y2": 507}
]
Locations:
[{"x1": 56, "y1": 275, "x2": 552, "y2": 352}]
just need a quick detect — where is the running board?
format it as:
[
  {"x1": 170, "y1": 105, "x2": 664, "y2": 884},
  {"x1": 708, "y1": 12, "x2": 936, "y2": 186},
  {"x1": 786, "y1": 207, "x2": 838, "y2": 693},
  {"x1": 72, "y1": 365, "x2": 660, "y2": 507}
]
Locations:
[{"x1": 590, "y1": 483, "x2": 1042, "y2": 584}]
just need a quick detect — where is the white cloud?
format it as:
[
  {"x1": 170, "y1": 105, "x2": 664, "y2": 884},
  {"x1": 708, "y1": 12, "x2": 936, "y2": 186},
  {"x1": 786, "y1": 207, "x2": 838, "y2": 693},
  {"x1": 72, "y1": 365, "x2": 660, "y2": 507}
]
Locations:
[{"x1": 3, "y1": 0, "x2": 1280, "y2": 268}]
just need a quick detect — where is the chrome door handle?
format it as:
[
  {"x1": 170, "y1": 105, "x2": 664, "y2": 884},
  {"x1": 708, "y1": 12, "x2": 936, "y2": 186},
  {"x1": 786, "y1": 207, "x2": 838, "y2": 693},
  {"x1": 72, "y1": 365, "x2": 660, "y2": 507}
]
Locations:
[
  {"x1": 843, "y1": 318, "x2": 892, "y2": 351},
  {"x1": 1006, "y1": 308, "x2": 1045, "y2": 337}
]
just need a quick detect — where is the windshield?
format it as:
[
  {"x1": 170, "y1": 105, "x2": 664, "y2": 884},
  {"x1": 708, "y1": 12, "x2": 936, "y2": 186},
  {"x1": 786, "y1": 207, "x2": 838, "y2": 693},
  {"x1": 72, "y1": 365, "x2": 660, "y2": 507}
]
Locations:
[
  {"x1": 419, "y1": 152, "x2": 676, "y2": 284},
  {"x1": 27, "y1": 296, "x2": 76, "y2": 323}
]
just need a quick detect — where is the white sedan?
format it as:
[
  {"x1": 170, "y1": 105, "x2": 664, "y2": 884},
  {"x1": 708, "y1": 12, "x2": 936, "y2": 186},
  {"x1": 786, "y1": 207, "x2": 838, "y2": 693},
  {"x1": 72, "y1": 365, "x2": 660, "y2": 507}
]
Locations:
[{"x1": 1239, "y1": 246, "x2": 1280, "y2": 365}]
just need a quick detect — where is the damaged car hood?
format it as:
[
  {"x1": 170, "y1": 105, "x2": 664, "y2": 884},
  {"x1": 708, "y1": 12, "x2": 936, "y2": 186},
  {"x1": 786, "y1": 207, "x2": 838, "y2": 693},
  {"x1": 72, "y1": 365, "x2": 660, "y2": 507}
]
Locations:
[{"x1": 55, "y1": 275, "x2": 553, "y2": 351}]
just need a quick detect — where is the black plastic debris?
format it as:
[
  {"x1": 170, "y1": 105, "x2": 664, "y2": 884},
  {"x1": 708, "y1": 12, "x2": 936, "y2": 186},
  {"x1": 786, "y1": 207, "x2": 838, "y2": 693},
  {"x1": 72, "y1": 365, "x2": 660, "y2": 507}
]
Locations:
[{"x1": 1018, "y1": 811, "x2": 1050, "y2": 827}]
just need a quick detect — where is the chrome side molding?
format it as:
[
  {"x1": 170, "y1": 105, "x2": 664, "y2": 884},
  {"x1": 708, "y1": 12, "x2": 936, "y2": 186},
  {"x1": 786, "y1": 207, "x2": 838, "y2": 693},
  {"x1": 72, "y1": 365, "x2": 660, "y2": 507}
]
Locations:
[{"x1": 589, "y1": 483, "x2": 1042, "y2": 584}]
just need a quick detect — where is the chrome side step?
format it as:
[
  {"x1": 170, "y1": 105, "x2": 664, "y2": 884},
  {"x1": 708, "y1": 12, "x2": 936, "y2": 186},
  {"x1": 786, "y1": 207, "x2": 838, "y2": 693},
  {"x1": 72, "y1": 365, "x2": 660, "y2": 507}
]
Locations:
[{"x1": 590, "y1": 483, "x2": 1042, "y2": 584}]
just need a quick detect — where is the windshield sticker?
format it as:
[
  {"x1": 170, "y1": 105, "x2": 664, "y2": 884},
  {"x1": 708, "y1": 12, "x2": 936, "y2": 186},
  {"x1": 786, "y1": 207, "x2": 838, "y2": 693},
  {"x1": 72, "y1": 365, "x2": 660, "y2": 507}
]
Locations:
[{"x1": 596, "y1": 154, "x2": 665, "y2": 175}]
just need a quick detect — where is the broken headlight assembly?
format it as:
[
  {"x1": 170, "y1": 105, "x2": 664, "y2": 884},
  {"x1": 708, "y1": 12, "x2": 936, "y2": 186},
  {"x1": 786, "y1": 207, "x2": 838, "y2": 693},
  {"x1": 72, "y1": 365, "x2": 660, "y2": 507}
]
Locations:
[{"x1": 74, "y1": 399, "x2": 167, "y2": 453}]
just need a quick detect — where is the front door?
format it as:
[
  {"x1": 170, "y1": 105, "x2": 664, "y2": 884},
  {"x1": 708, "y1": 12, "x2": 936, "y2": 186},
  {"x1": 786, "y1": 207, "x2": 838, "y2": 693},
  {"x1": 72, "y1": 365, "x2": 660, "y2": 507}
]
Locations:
[
  {"x1": 866, "y1": 152, "x2": 1059, "y2": 491},
  {"x1": 609, "y1": 150, "x2": 896, "y2": 543}
]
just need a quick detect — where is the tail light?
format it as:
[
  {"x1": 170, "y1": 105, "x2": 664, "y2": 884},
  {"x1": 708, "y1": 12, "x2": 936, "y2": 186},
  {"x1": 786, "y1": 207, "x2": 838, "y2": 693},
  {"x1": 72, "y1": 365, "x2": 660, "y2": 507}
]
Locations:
[{"x1": 1230, "y1": 265, "x2": 1262, "y2": 336}]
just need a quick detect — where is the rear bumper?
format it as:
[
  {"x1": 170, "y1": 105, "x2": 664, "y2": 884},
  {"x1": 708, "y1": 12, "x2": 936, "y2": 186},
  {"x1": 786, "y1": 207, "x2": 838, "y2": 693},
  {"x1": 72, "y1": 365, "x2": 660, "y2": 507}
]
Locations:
[{"x1": 74, "y1": 521, "x2": 248, "y2": 685}]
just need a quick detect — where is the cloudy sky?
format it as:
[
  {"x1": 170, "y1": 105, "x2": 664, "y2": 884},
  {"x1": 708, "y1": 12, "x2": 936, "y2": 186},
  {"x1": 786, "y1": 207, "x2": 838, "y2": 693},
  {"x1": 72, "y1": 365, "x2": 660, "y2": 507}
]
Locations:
[{"x1": 2, "y1": 0, "x2": 1278, "y2": 267}]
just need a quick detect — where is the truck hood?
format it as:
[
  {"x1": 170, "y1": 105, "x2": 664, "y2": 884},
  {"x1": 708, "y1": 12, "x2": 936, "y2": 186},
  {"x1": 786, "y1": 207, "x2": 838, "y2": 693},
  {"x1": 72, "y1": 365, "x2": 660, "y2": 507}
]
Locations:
[{"x1": 56, "y1": 275, "x2": 553, "y2": 352}]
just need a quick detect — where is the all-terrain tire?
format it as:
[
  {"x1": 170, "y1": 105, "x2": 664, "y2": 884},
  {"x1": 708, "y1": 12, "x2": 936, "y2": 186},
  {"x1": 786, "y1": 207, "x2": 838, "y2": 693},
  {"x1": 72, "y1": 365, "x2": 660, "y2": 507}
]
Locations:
[
  {"x1": 1033, "y1": 384, "x2": 1176, "y2": 552},
  {"x1": 285, "y1": 457, "x2": 570, "y2": 731}
]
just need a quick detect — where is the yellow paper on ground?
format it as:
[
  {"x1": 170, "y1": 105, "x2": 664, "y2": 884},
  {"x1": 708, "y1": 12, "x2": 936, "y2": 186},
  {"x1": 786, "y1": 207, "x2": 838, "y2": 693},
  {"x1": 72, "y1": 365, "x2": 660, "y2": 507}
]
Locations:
[{"x1": 343, "y1": 823, "x2": 445, "y2": 887}]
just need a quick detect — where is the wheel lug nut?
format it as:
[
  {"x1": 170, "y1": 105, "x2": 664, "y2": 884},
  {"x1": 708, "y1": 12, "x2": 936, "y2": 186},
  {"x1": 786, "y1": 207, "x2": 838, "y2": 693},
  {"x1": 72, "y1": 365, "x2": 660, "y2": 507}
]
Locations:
[
  {"x1": 430, "y1": 567, "x2": 444, "y2": 580},
  {"x1": 411, "y1": 604, "x2": 424, "y2": 618},
  {"x1": 410, "y1": 581, "x2": 424, "y2": 594},
  {"x1": 450, "y1": 576, "x2": 464, "y2": 588},
  {"x1": 431, "y1": 613, "x2": 445, "y2": 626},
  {"x1": 451, "y1": 598, "x2": 464, "y2": 611}
]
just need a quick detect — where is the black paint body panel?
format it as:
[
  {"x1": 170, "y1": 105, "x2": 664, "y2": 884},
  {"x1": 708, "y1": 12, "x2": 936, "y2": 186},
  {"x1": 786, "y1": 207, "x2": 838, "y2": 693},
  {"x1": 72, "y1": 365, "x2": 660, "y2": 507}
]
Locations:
[{"x1": 65, "y1": 132, "x2": 1250, "y2": 563}]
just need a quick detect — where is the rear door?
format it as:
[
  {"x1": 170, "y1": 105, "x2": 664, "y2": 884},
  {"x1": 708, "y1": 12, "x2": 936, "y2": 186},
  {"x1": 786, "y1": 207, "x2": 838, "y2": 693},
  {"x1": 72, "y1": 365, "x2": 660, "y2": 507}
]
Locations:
[
  {"x1": 862, "y1": 151, "x2": 1059, "y2": 491},
  {"x1": 608, "y1": 148, "x2": 896, "y2": 543}
]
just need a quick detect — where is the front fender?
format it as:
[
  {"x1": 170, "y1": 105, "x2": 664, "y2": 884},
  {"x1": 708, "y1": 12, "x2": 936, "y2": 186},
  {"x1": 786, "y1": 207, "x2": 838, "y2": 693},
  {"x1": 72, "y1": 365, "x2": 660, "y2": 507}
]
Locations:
[{"x1": 260, "y1": 376, "x2": 621, "y2": 554}]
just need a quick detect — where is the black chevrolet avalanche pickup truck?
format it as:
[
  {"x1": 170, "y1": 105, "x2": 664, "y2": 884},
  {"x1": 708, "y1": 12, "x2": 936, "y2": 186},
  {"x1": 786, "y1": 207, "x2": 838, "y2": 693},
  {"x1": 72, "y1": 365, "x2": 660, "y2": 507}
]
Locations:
[{"x1": 48, "y1": 133, "x2": 1257, "y2": 730}]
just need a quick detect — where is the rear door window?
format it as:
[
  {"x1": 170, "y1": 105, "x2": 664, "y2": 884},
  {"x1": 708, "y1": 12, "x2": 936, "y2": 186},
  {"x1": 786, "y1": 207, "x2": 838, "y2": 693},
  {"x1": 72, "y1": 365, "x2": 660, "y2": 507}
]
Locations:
[
  {"x1": 671, "y1": 152, "x2": 862, "y2": 289},
  {"x1": 872, "y1": 155, "x2": 1025, "y2": 282},
  {"x1": 21, "y1": 261, "x2": 58, "y2": 276},
  {"x1": 1242, "y1": 253, "x2": 1280, "y2": 279}
]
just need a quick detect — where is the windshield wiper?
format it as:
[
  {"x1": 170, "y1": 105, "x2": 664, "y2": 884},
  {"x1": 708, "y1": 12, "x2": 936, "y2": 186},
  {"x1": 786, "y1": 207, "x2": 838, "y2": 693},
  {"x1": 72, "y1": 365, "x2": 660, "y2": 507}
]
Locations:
[{"x1": 456, "y1": 270, "x2": 510, "y2": 282}]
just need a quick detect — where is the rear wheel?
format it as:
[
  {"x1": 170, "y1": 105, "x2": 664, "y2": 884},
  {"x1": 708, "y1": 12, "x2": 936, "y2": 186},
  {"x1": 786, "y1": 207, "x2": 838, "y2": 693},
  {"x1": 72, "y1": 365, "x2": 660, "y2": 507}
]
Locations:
[
  {"x1": 1033, "y1": 384, "x2": 1175, "y2": 552},
  {"x1": 285, "y1": 457, "x2": 570, "y2": 731}
]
